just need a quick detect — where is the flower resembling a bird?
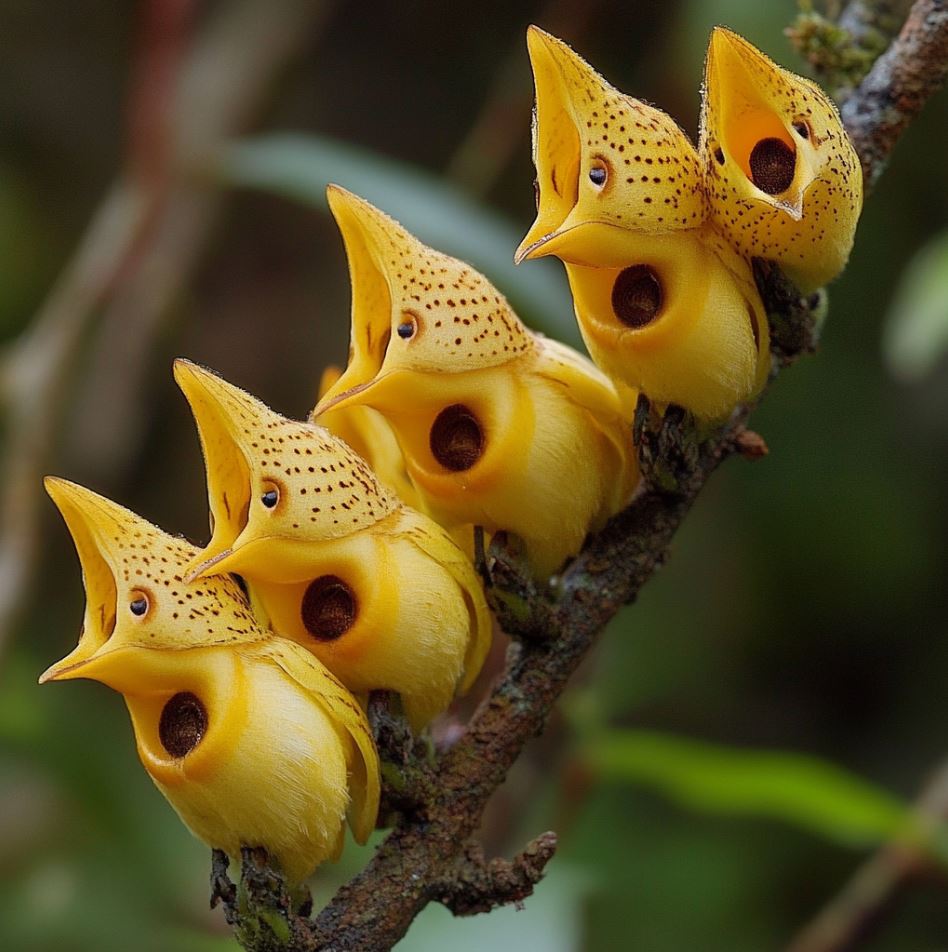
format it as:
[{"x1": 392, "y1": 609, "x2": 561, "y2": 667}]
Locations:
[
  {"x1": 175, "y1": 360, "x2": 492, "y2": 732},
  {"x1": 699, "y1": 27, "x2": 862, "y2": 293},
  {"x1": 314, "y1": 186, "x2": 638, "y2": 580},
  {"x1": 516, "y1": 27, "x2": 770, "y2": 419},
  {"x1": 39, "y1": 478, "x2": 379, "y2": 885}
]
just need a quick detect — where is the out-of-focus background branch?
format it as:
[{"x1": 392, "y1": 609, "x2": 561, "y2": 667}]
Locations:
[{"x1": 1, "y1": 1, "x2": 947, "y2": 950}]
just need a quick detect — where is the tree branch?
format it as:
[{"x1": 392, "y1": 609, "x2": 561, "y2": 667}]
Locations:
[{"x1": 204, "y1": 1, "x2": 948, "y2": 948}]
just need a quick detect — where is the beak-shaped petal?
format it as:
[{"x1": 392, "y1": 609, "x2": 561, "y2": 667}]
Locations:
[
  {"x1": 700, "y1": 27, "x2": 862, "y2": 291},
  {"x1": 518, "y1": 26, "x2": 705, "y2": 264},
  {"x1": 39, "y1": 643, "x2": 97, "y2": 684},
  {"x1": 39, "y1": 644, "x2": 139, "y2": 691}
]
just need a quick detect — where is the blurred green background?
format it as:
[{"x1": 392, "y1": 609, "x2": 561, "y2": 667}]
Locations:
[{"x1": 1, "y1": 1, "x2": 947, "y2": 950}]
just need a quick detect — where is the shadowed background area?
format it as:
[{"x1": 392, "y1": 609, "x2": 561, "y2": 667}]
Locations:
[{"x1": 1, "y1": 1, "x2": 947, "y2": 950}]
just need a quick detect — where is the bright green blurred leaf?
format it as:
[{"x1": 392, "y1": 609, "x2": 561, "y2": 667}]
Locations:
[
  {"x1": 588, "y1": 729, "x2": 917, "y2": 848},
  {"x1": 883, "y1": 229, "x2": 948, "y2": 380},
  {"x1": 217, "y1": 134, "x2": 579, "y2": 345}
]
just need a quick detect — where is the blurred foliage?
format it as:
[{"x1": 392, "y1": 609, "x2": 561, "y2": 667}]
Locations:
[
  {"x1": 220, "y1": 135, "x2": 579, "y2": 344},
  {"x1": 2, "y1": 0, "x2": 948, "y2": 950},
  {"x1": 883, "y1": 229, "x2": 948, "y2": 381},
  {"x1": 588, "y1": 729, "x2": 918, "y2": 849}
]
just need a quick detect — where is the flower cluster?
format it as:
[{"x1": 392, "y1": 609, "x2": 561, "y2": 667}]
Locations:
[
  {"x1": 517, "y1": 27, "x2": 862, "y2": 419},
  {"x1": 40, "y1": 26, "x2": 861, "y2": 885}
]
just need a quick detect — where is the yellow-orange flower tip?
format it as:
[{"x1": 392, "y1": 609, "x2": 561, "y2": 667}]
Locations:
[
  {"x1": 39, "y1": 477, "x2": 265, "y2": 684},
  {"x1": 320, "y1": 187, "x2": 639, "y2": 580},
  {"x1": 699, "y1": 27, "x2": 862, "y2": 292},
  {"x1": 49, "y1": 638, "x2": 379, "y2": 883},
  {"x1": 173, "y1": 358, "x2": 400, "y2": 581},
  {"x1": 515, "y1": 26, "x2": 706, "y2": 264}
]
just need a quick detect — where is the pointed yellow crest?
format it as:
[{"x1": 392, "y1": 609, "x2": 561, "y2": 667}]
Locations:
[
  {"x1": 516, "y1": 26, "x2": 706, "y2": 263},
  {"x1": 317, "y1": 186, "x2": 534, "y2": 416},
  {"x1": 553, "y1": 223, "x2": 771, "y2": 419},
  {"x1": 699, "y1": 27, "x2": 862, "y2": 291},
  {"x1": 53, "y1": 639, "x2": 379, "y2": 884},
  {"x1": 174, "y1": 360, "x2": 399, "y2": 580},
  {"x1": 40, "y1": 478, "x2": 264, "y2": 683}
]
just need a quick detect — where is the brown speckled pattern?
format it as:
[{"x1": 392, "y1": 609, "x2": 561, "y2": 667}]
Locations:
[
  {"x1": 333, "y1": 189, "x2": 535, "y2": 372},
  {"x1": 51, "y1": 481, "x2": 265, "y2": 648},
  {"x1": 528, "y1": 28, "x2": 706, "y2": 234},
  {"x1": 699, "y1": 27, "x2": 862, "y2": 290},
  {"x1": 183, "y1": 364, "x2": 401, "y2": 541}
]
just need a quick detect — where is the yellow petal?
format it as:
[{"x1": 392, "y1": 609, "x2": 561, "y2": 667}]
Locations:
[
  {"x1": 516, "y1": 26, "x2": 705, "y2": 263},
  {"x1": 555, "y1": 223, "x2": 769, "y2": 419},
  {"x1": 699, "y1": 27, "x2": 862, "y2": 291},
  {"x1": 313, "y1": 365, "x2": 421, "y2": 508},
  {"x1": 255, "y1": 638, "x2": 379, "y2": 842},
  {"x1": 174, "y1": 359, "x2": 399, "y2": 581},
  {"x1": 317, "y1": 185, "x2": 535, "y2": 417},
  {"x1": 41, "y1": 478, "x2": 265, "y2": 665},
  {"x1": 235, "y1": 509, "x2": 489, "y2": 733},
  {"x1": 74, "y1": 641, "x2": 366, "y2": 884}
]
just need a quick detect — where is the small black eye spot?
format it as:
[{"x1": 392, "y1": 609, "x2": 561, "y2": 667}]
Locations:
[
  {"x1": 397, "y1": 320, "x2": 415, "y2": 339},
  {"x1": 261, "y1": 489, "x2": 279, "y2": 509},
  {"x1": 589, "y1": 164, "x2": 607, "y2": 187},
  {"x1": 130, "y1": 595, "x2": 148, "y2": 617},
  {"x1": 714, "y1": 146, "x2": 725, "y2": 165},
  {"x1": 792, "y1": 120, "x2": 810, "y2": 139}
]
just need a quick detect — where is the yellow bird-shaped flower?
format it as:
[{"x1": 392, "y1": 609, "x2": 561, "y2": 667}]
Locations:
[
  {"x1": 539, "y1": 220, "x2": 771, "y2": 420},
  {"x1": 39, "y1": 478, "x2": 379, "y2": 884},
  {"x1": 174, "y1": 360, "x2": 492, "y2": 732},
  {"x1": 515, "y1": 26, "x2": 706, "y2": 264},
  {"x1": 314, "y1": 186, "x2": 638, "y2": 580},
  {"x1": 699, "y1": 27, "x2": 863, "y2": 292}
]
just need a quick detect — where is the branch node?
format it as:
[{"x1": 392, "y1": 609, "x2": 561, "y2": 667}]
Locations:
[
  {"x1": 435, "y1": 832, "x2": 559, "y2": 917},
  {"x1": 485, "y1": 532, "x2": 559, "y2": 641}
]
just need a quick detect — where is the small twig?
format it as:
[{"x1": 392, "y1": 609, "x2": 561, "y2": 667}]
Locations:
[
  {"x1": 435, "y1": 833, "x2": 559, "y2": 916},
  {"x1": 786, "y1": 758, "x2": 948, "y2": 952}
]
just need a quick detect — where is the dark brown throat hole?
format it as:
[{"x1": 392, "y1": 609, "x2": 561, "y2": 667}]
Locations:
[
  {"x1": 749, "y1": 137, "x2": 795, "y2": 195},
  {"x1": 611, "y1": 265, "x2": 663, "y2": 328},
  {"x1": 159, "y1": 692, "x2": 208, "y2": 758},
  {"x1": 429, "y1": 404, "x2": 485, "y2": 472},
  {"x1": 301, "y1": 575, "x2": 357, "y2": 641}
]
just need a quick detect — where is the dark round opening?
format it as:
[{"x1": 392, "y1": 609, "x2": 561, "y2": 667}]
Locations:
[
  {"x1": 429, "y1": 405, "x2": 485, "y2": 472},
  {"x1": 749, "y1": 137, "x2": 795, "y2": 195},
  {"x1": 159, "y1": 692, "x2": 208, "y2": 758},
  {"x1": 611, "y1": 265, "x2": 664, "y2": 328},
  {"x1": 301, "y1": 575, "x2": 357, "y2": 641}
]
